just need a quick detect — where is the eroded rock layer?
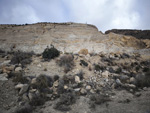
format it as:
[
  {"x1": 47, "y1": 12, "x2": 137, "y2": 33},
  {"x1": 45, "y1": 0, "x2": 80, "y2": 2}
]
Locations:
[{"x1": 0, "y1": 23, "x2": 150, "y2": 54}]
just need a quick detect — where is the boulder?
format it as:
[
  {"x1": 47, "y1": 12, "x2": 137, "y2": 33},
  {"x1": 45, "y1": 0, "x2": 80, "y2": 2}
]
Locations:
[
  {"x1": 15, "y1": 67, "x2": 22, "y2": 72},
  {"x1": 85, "y1": 85, "x2": 91, "y2": 90},
  {"x1": 101, "y1": 71, "x2": 109, "y2": 78},
  {"x1": 19, "y1": 84, "x2": 29, "y2": 95},
  {"x1": 15, "y1": 83, "x2": 24, "y2": 89},
  {"x1": 80, "y1": 88, "x2": 87, "y2": 95},
  {"x1": 0, "y1": 73, "x2": 8, "y2": 81},
  {"x1": 75, "y1": 76, "x2": 81, "y2": 83}
]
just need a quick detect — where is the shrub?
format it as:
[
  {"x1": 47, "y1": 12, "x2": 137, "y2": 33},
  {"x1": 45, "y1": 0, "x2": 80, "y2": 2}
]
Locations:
[
  {"x1": 29, "y1": 95, "x2": 45, "y2": 106},
  {"x1": 32, "y1": 74, "x2": 53, "y2": 92},
  {"x1": 94, "y1": 64, "x2": 105, "y2": 71},
  {"x1": 15, "y1": 104, "x2": 32, "y2": 113},
  {"x1": 12, "y1": 72, "x2": 29, "y2": 84},
  {"x1": 0, "y1": 49, "x2": 5, "y2": 55},
  {"x1": 90, "y1": 94, "x2": 111, "y2": 105},
  {"x1": 57, "y1": 54, "x2": 74, "y2": 73},
  {"x1": 80, "y1": 60, "x2": 88, "y2": 66},
  {"x1": 115, "y1": 67, "x2": 122, "y2": 74},
  {"x1": 63, "y1": 75, "x2": 75, "y2": 84},
  {"x1": 76, "y1": 70, "x2": 84, "y2": 80},
  {"x1": 10, "y1": 51, "x2": 33, "y2": 66},
  {"x1": 54, "y1": 92, "x2": 76, "y2": 111},
  {"x1": 42, "y1": 46, "x2": 60, "y2": 60},
  {"x1": 135, "y1": 71, "x2": 150, "y2": 88},
  {"x1": 53, "y1": 75, "x2": 59, "y2": 81}
]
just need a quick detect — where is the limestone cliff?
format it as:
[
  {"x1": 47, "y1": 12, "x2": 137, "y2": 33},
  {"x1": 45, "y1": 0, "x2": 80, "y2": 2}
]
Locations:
[{"x1": 0, "y1": 22, "x2": 149, "y2": 54}]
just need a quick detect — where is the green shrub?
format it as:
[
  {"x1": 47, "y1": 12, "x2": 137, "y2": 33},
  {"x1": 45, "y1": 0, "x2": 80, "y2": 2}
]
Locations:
[{"x1": 42, "y1": 46, "x2": 60, "y2": 60}]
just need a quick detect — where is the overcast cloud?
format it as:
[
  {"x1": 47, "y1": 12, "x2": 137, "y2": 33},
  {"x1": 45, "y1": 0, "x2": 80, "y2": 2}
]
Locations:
[{"x1": 0, "y1": 0, "x2": 149, "y2": 32}]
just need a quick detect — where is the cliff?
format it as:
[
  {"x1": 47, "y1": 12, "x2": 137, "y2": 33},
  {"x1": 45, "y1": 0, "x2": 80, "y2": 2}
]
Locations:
[{"x1": 0, "y1": 23, "x2": 149, "y2": 54}]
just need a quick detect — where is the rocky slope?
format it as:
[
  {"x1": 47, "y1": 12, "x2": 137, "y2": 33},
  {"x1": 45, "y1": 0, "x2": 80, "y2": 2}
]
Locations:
[{"x1": 0, "y1": 23, "x2": 150, "y2": 113}]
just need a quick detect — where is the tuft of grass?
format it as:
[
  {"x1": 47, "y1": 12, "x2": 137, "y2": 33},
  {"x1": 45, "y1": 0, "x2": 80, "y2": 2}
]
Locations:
[
  {"x1": 63, "y1": 75, "x2": 75, "y2": 84},
  {"x1": 57, "y1": 54, "x2": 74, "y2": 73},
  {"x1": 76, "y1": 70, "x2": 84, "y2": 80},
  {"x1": 80, "y1": 60, "x2": 88, "y2": 66},
  {"x1": 42, "y1": 46, "x2": 60, "y2": 60},
  {"x1": 10, "y1": 51, "x2": 33, "y2": 67}
]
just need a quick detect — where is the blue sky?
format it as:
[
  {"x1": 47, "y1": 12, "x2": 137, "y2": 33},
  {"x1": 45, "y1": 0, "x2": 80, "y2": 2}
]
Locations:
[{"x1": 0, "y1": 0, "x2": 150, "y2": 32}]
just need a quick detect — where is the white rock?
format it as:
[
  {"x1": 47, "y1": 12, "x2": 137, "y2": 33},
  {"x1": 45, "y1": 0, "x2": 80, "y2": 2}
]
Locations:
[
  {"x1": 64, "y1": 85, "x2": 68, "y2": 89},
  {"x1": 0, "y1": 60, "x2": 11, "y2": 66},
  {"x1": 124, "y1": 84, "x2": 136, "y2": 89},
  {"x1": 75, "y1": 76, "x2": 81, "y2": 83},
  {"x1": 31, "y1": 78, "x2": 37, "y2": 84},
  {"x1": 15, "y1": 83, "x2": 24, "y2": 89},
  {"x1": 15, "y1": 67, "x2": 22, "y2": 72},
  {"x1": 19, "y1": 84, "x2": 29, "y2": 95},
  {"x1": 74, "y1": 88, "x2": 80, "y2": 92},
  {"x1": 129, "y1": 77, "x2": 136, "y2": 84},
  {"x1": 101, "y1": 71, "x2": 109, "y2": 78},
  {"x1": 86, "y1": 85, "x2": 91, "y2": 90},
  {"x1": 37, "y1": 64, "x2": 42, "y2": 67},
  {"x1": 28, "y1": 92, "x2": 36, "y2": 100},
  {"x1": 53, "y1": 80, "x2": 59, "y2": 87},
  {"x1": 80, "y1": 88, "x2": 87, "y2": 95},
  {"x1": 116, "y1": 79, "x2": 122, "y2": 85},
  {"x1": 0, "y1": 73, "x2": 8, "y2": 81}
]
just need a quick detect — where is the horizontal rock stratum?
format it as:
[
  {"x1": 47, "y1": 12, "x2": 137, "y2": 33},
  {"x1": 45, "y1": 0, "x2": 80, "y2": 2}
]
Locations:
[{"x1": 0, "y1": 22, "x2": 150, "y2": 54}]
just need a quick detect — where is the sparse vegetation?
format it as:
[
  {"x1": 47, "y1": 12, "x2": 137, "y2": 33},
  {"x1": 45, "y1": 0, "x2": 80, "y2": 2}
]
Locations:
[
  {"x1": 90, "y1": 94, "x2": 111, "y2": 105},
  {"x1": 32, "y1": 74, "x2": 53, "y2": 92},
  {"x1": 76, "y1": 70, "x2": 84, "y2": 80},
  {"x1": 12, "y1": 72, "x2": 29, "y2": 84},
  {"x1": 10, "y1": 51, "x2": 33, "y2": 66},
  {"x1": 94, "y1": 64, "x2": 105, "y2": 71},
  {"x1": 115, "y1": 67, "x2": 122, "y2": 74},
  {"x1": 15, "y1": 104, "x2": 32, "y2": 113},
  {"x1": 57, "y1": 54, "x2": 74, "y2": 73},
  {"x1": 42, "y1": 46, "x2": 60, "y2": 60},
  {"x1": 29, "y1": 95, "x2": 46, "y2": 106},
  {"x1": 54, "y1": 92, "x2": 76, "y2": 111},
  {"x1": 135, "y1": 71, "x2": 150, "y2": 88}
]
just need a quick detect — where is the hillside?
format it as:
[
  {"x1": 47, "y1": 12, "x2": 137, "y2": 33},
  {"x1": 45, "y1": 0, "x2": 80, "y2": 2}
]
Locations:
[{"x1": 0, "y1": 23, "x2": 150, "y2": 113}]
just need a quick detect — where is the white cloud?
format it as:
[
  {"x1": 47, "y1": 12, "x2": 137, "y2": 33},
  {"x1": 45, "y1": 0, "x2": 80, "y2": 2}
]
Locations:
[
  {"x1": 11, "y1": 5, "x2": 40, "y2": 24},
  {"x1": 0, "y1": 0, "x2": 149, "y2": 32}
]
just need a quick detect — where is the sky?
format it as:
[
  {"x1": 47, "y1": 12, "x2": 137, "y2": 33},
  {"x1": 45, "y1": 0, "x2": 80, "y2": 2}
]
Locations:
[{"x1": 0, "y1": 0, "x2": 150, "y2": 32}]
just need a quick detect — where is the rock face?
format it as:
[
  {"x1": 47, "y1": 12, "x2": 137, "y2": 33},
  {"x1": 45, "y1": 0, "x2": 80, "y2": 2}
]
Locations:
[
  {"x1": 0, "y1": 22, "x2": 149, "y2": 54},
  {"x1": 105, "y1": 29, "x2": 150, "y2": 39}
]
